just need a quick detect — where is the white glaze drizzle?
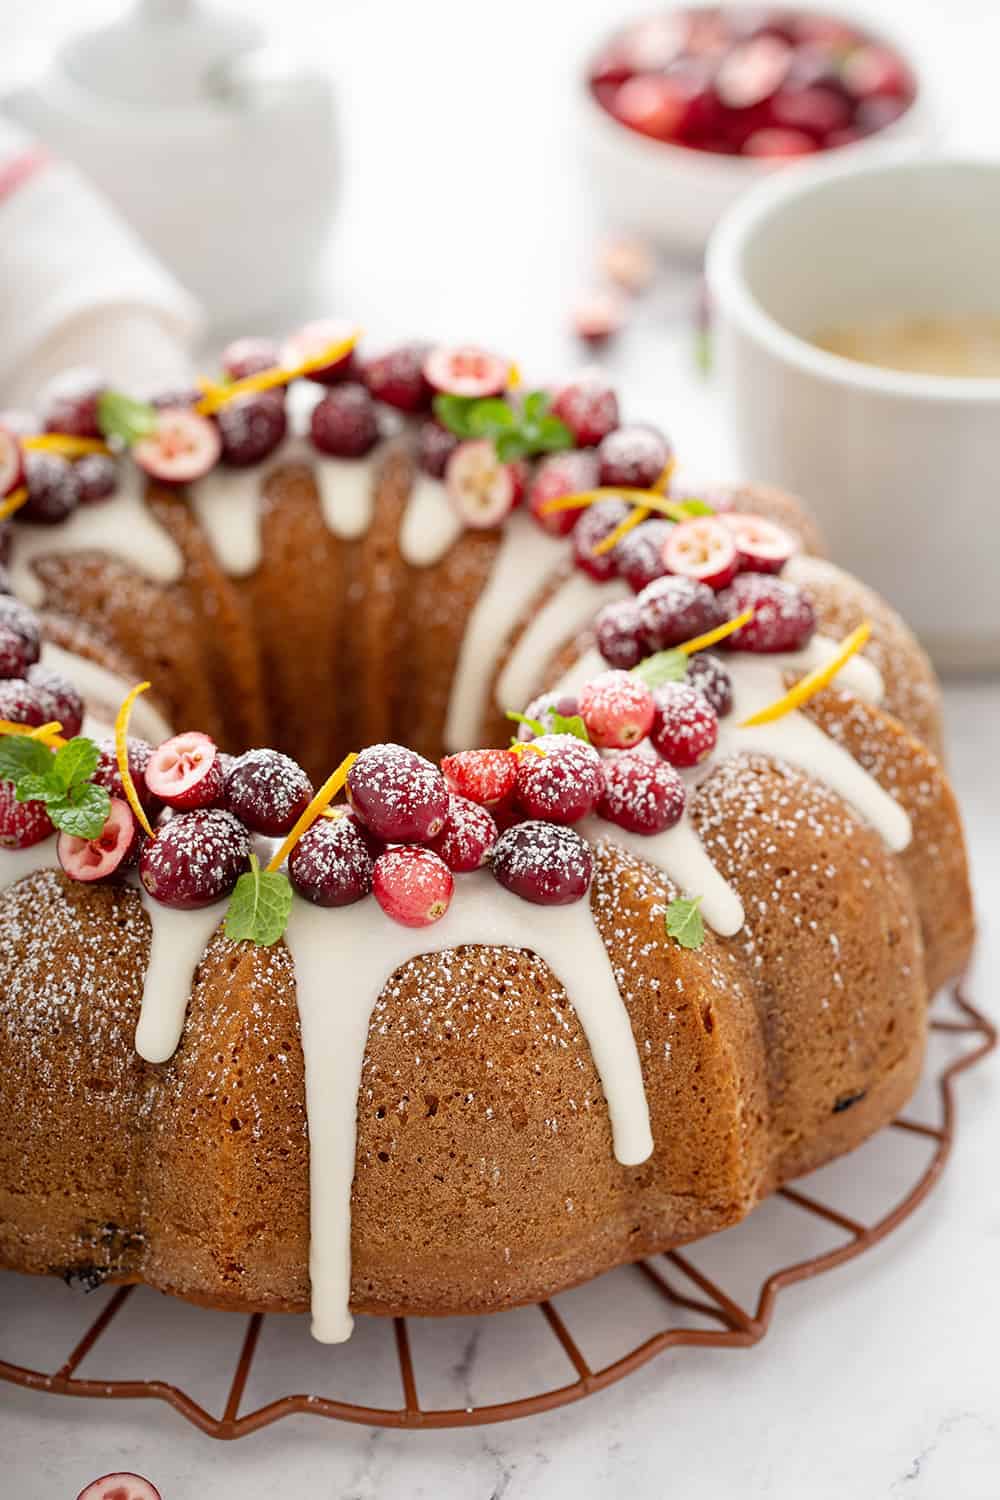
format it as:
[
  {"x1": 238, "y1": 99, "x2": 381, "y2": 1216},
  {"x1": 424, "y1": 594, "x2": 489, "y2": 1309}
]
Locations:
[
  {"x1": 496, "y1": 572, "x2": 631, "y2": 722},
  {"x1": 398, "y1": 473, "x2": 464, "y2": 568},
  {"x1": 315, "y1": 451, "x2": 381, "y2": 540},
  {"x1": 185, "y1": 466, "x2": 264, "y2": 578},
  {"x1": 133, "y1": 891, "x2": 227, "y2": 1064},
  {"x1": 40, "y1": 642, "x2": 172, "y2": 745},
  {"x1": 444, "y1": 513, "x2": 565, "y2": 751},
  {"x1": 9, "y1": 464, "x2": 184, "y2": 607},
  {"x1": 285, "y1": 871, "x2": 652, "y2": 1343}
]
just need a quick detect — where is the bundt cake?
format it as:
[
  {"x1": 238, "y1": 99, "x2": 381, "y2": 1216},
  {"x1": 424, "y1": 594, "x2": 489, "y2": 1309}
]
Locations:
[{"x1": 0, "y1": 329, "x2": 974, "y2": 1343}]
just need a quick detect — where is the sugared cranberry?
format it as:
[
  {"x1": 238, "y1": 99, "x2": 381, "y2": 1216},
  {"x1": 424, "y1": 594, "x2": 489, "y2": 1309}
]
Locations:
[
  {"x1": 445, "y1": 440, "x2": 517, "y2": 529},
  {"x1": 492, "y1": 821, "x2": 593, "y2": 906},
  {"x1": 595, "y1": 597, "x2": 648, "y2": 669},
  {"x1": 428, "y1": 794, "x2": 498, "y2": 872},
  {"x1": 76, "y1": 1472, "x2": 161, "y2": 1500},
  {"x1": 93, "y1": 736, "x2": 159, "y2": 813},
  {"x1": 597, "y1": 753, "x2": 686, "y2": 836},
  {"x1": 663, "y1": 515, "x2": 739, "y2": 590},
  {"x1": 528, "y1": 449, "x2": 600, "y2": 536},
  {"x1": 146, "y1": 732, "x2": 223, "y2": 811},
  {"x1": 26, "y1": 664, "x2": 83, "y2": 737},
  {"x1": 224, "y1": 748, "x2": 312, "y2": 836},
  {"x1": 637, "y1": 575, "x2": 724, "y2": 650},
  {"x1": 310, "y1": 383, "x2": 379, "y2": 459},
  {"x1": 220, "y1": 336, "x2": 281, "y2": 381},
  {"x1": 613, "y1": 518, "x2": 672, "y2": 593},
  {"x1": 0, "y1": 597, "x2": 40, "y2": 660},
  {"x1": 0, "y1": 779, "x2": 52, "y2": 849},
  {"x1": 218, "y1": 392, "x2": 287, "y2": 467},
  {"x1": 719, "y1": 511, "x2": 796, "y2": 573},
  {"x1": 685, "y1": 652, "x2": 734, "y2": 718},
  {"x1": 363, "y1": 343, "x2": 432, "y2": 412},
  {"x1": 347, "y1": 743, "x2": 450, "y2": 843},
  {"x1": 572, "y1": 495, "x2": 630, "y2": 581},
  {"x1": 514, "y1": 693, "x2": 581, "y2": 742},
  {"x1": 424, "y1": 345, "x2": 509, "y2": 399},
  {"x1": 718, "y1": 573, "x2": 816, "y2": 652},
  {"x1": 58, "y1": 798, "x2": 142, "y2": 882},
  {"x1": 282, "y1": 319, "x2": 359, "y2": 385},
  {"x1": 417, "y1": 419, "x2": 459, "y2": 478},
  {"x1": 22, "y1": 451, "x2": 81, "y2": 524},
  {"x1": 373, "y1": 845, "x2": 454, "y2": 927},
  {"x1": 40, "y1": 367, "x2": 105, "y2": 440},
  {"x1": 0, "y1": 626, "x2": 34, "y2": 680},
  {"x1": 139, "y1": 808, "x2": 250, "y2": 909},
  {"x1": 551, "y1": 372, "x2": 620, "y2": 447},
  {"x1": 133, "y1": 408, "x2": 222, "y2": 484},
  {"x1": 515, "y1": 734, "x2": 605, "y2": 824},
  {"x1": 441, "y1": 748, "x2": 518, "y2": 808},
  {"x1": 288, "y1": 816, "x2": 374, "y2": 907},
  {"x1": 572, "y1": 288, "x2": 628, "y2": 346},
  {"x1": 597, "y1": 424, "x2": 672, "y2": 490},
  {"x1": 742, "y1": 127, "x2": 816, "y2": 157},
  {"x1": 0, "y1": 424, "x2": 24, "y2": 498},
  {"x1": 0, "y1": 678, "x2": 48, "y2": 726},
  {"x1": 579, "y1": 670, "x2": 654, "y2": 749},
  {"x1": 650, "y1": 682, "x2": 719, "y2": 767},
  {"x1": 74, "y1": 452, "x2": 118, "y2": 504}
]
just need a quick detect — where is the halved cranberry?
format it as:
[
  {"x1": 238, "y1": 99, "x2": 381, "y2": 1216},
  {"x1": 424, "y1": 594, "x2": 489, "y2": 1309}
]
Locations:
[
  {"x1": 76, "y1": 1474, "x2": 161, "y2": 1500},
  {"x1": 139, "y1": 808, "x2": 250, "y2": 909},
  {"x1": 22, "y1": 451, "x2": 81, "y2": 524},
  {"x1": 282, "y1": 319, "x2": 358, "y2": 385},
  {"x1": 363, "y1": 344, "x2": 432, "y2": 412},
  {"x1": 445, "y1": 440, "x2": 516, "y2": 528},
  {"x1": 221, "y1": 336, "x2": 281, "y2": 381},
  {"x1": 40, "y1": 367, "x2": 105, "y2": 440},
  {"x1": 0, "y1": 779, "x2": 53, "y2": 849},
  {"x1": 26, "y1": 664, "x2": 84, "y2": 737},
  {"x1": 720, "y1": 511, "x2": 796, "y2": 573},
  {"x1": 58, "y1": 798, "x2": 141, "y2": 882},
  {"x1": 663, "y1": 515, "x2": 739, "y2": 590},
  {"x1": 133, "y1": 408, "x2": 221, "y2": 485},
  {"x1": 0, "y1": 423, "x2": 23, "y2": 498},
  {"x1": 551, "y1": 372, "x2": 619, "y2": 447},
  {"x1": 145, "y1": 731, "x2": 223, "y2": 810},
  {"x1": 528, "y1": 449, "x2": 599, "y2": 536},
  {"x1": 424, "y1": 345, "x2": 509, "y2": 399}
]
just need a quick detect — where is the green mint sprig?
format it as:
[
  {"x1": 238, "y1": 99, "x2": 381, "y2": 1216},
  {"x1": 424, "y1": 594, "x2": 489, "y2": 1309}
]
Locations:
[
  {"x1": 97, "y1": 390, "x2": 159, "y2": 448},
  {"x1": 505, "y1": 705, "x2": 591, "y2": 744},
  {"x1": 0, "y1": 734, "x2": 110, "y2": 839},
  {"x1": 631, "y1": 649, "x2": 690, "y2": 691},
  {"x1": 665, "y1": 896, "x2": 705, "y2": 950},
  {"x1": 506, "y1": 709, "x2": 545, "y2": 742},
  {"x1": 224, "y1": 853, "x2": 293, "y2": 947},
  {"x1": 434, "y1": 390, "x2": 573, "y2": 463}
]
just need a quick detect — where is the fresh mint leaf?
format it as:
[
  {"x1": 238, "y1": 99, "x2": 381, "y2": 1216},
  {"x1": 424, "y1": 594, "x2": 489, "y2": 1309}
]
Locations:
[
  {"x1": 521, "y1": 390, "x2": 550, "y2": 422},
  {"x1": 631, "y1": 649, "x2": 689, "y2": 690},
  {"x1": 533, "y1": 414, "x2": 574, "y2": 452},
  {"x1": 665, "y1": 896, "x2": 705, "y2": 950},
  {"x1": 432, "y1": 393, "x2": 479, "y2": 439},
  {"x1": 677, "y1": 497, "x2": 715, "y2": 517},
  {"x1": 47, "y1": 783, "x2": 111, "y2": 840},
  {"x1": 51, "y1": 736, "x2": 100, "y2": 793},
  {"x1": 97, "y1": 390, "x2": 159, "y2": 448},
  {"x1": 14, "y1": 772, "x2": 59, "y2": 804},
  {"x1": 0, "y1": 735, "x2": 54, "y2": 782},
  {"x1": 467, "y1": 399, "x2": 517, "y2": 437},
  {"x1": 224, "y1": 853, "x2": 293, "y2": 947},
  {"x1": 548, "y1": 709, "x2": 590, "y2": 743},
  {"x1": 506, "y1": 708, "x2": 546, "y2": 738},
  {"x1": 494, "y1": 431, "x2": 530, "y2": 464}
]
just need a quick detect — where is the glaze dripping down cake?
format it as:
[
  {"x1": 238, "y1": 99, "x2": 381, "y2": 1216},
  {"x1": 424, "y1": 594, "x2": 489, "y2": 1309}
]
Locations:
[{"x1": 0, "y1": 330, "x2": 973, "y2": 1341}]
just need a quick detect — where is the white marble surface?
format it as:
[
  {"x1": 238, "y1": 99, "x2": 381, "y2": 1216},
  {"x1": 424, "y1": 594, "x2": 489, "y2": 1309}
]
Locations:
[{"x1": 3, "y1": 1, "x2": 1000, "y2": 1496}]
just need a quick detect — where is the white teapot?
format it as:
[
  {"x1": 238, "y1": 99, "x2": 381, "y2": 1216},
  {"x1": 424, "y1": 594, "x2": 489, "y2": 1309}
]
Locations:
[{"x1": 3, "y1": 0, "x2": 337, "y2": 325}]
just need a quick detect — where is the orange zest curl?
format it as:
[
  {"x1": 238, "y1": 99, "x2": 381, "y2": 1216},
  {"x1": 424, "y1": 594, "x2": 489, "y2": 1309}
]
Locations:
[
  {"x1": 739, "y1": 621, "x2": 873, "y2": 728},
  {"x1": 678, "y1": 608, "x2": 755, "y2": 656},
  {"x1": 22, "y1": 433, "x2": 112, "y2": 458},
  {"x1": 540, "y1": 488, "x2": 693, "y2": 525},
  {"x1": 0, "y1": 486, "x2": 28, "y2": 521},
  {"x1": 591, "y1": 504, "x2": 650, "y2": 557},
  {"x1": 0, "y1": 719, "x2": 66, "y2": 749},
  {"x1": 266, "y1": 752, "x2": 358, "y2": 874},
  {"x1": 509, "y1": 740, "x2": 547, "y2": 757},
  {"x1": 114, "y1": 682, "x2": 156, "y2": 839},
  {"x1": 196, "y1": 331, "x2": 363, "y2": 417}
]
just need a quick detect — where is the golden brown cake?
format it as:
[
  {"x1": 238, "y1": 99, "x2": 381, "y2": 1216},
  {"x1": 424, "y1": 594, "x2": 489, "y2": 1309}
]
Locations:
[{"x1": 0, "y1": 336, "x2": 973, "y2": 1341}]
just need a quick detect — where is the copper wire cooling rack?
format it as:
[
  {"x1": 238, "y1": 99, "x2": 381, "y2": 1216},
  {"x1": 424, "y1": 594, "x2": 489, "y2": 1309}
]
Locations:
[{"x1": 1, "y1": 985, "x2": 994, "y2": 1437}]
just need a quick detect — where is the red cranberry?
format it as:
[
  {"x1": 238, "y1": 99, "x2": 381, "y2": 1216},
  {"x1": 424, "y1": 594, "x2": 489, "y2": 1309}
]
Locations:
[
  {"x1": 841, "y1": 44, "x2": 912, "y2": 101},
  {"x1": 288, "y1": 816, "x2": 374, "y2": 907},
  {"x1": 363, "y1": 343, "x2": 433, "y2": 413},
  {"x1": 26, "y1": 664, "x2": 83, "y2": 737},
  {"x1": 0, "y1": 597, "x2": 40, "y2": 660},
  {"x1": 572, "y1": 495, "x2": 630, "y2": 581},
  {"x1": 579, "y1": 670, "x2": 655, "y2": 749},
  {"x1": 613, "y1": 517, "x2": 672, "y2": 593},
  {"x1": 0, "y1": 626, "x2": 34, "y2": 680},
  {"x1": 145, "y1": 731, "x2": 223, "y2": 811},
  {"x1": 22, "y1": 451, "x2": 81, "y2": 524},
  {"x1": 220, "y1": 336, "x2": 281, "y2": 381},
  {"x1": 719, "y1": 511, "x2": 795, "y2": 573},
  {"x1": 515, "y1": 734, "x2": 605, "y2": 823},
  {"x1": 597, "y1": 753, "x2": 686, "y2": 836},
  {"x1": 854, "y1": 96, "x2": 910, "y2": 135},
  {"x1": 0, "y1": 678, "x2": 49, "y2": 726},
  {"x1": 57, "y1": 798, "x2": 142, "y2": 882},
  {"x1": 150, "y1": 387, "x2": 204, "y2": 411},
  {"x1": 347, "y1": 743, "x2": 450, "y2": 843},
  {"x1": 551, "y1": 372, "x2": 620, "y2": 447},
  {"x1": 597, "y1": 424, "x2": 672, "y2": 490},
  {"x1": 310, "y1": 383, "x2": 379, "y2": 459},
  {"x1": 282, "y1": 320, "x2": 359, "y2": 385},
  {"x1": 428, "y1": 793, "x2": 498, "y2": 872},
  {"x1": 595, "y1": 597, "x2": 648, "y2": 670},
  {"x1": 40, "y1": 367, "x2": 105, "y2": 440},
  {"x1": 637, "y1": 575, "x2": 724, "y2": 650},
  {"x1": 417, "y1": 419, "x2": 459, "y2": 478},
  {"x1": 610, "y1": 74, "x2": 689, "y2": 140},
  {"x1": 742, "y1": 127, "x2": 816, "y2": 157},
  {"x1": 715, "y1": 35, "x2": 792, "y2": 110},
  {"x1": 373, "y1": 845, "x2": 454, "y2": 928},
  {"x1": 572, "y1": 288, "x2": 628, "y2": 346},
  {"x1": 0, "y1": 779, "x2": 53, "y2": 849},
  {"x1": 651, "y1": 682, "x2": 719, "y2": 768},
  {"x1": 492, "y1": 821, "x2": 593, "y2": 906},
  {"x1": 685, "y1": 653, "x2": 734, "y2": 718},
  {"x1": 139, "y1": 808, "x2": 250, "y2": 909},
  {"x1": 74, "y1": 453, "x2": 118, "y2": 504},
  {"x1": 224, "y1": 748, "x2": 312, "y2": 836},
  {"x1": 441, "y1": 748, "x2": 518, "y2": 808},
  {"x1": 514, "y1": 693, "x2": 581, "y2": 742},
  {"x1": 770, "y1": 84, "x2": 852, "y2": 137},
  {"x1": 718, "y1": 573, "x2": 816, "y2": 652},
  {"x1": 218, "y1": 392, "x2": 287, "y2": 467},
  {"x1": 528, "y1": 450, "x2": 600, "y2": 536},
  {"x1": 93, "y1": 736, "x2": 159, "y2": 813}
]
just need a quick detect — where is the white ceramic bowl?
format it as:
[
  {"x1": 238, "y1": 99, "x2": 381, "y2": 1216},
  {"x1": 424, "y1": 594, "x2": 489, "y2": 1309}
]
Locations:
[
  {"x1": 578, "y1": 10, "x2": 929, "y2": 255},
  {"x1": 706, "y1": 152, "x2": 1000, "y2": 672}
]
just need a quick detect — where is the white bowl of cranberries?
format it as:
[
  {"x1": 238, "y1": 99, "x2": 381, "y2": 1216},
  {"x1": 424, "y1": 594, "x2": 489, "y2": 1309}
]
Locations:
[{"x1": 581, "y1": 4, "x2": 926, "y2": 252}]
